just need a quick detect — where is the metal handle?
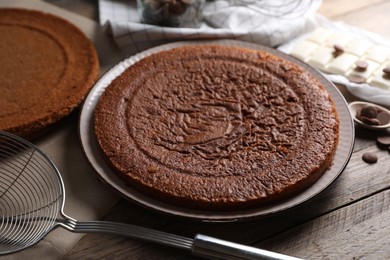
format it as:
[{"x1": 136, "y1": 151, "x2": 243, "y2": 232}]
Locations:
[
  {"x1": 62, "y1": 217, "x2": 302, "y2": 260},
  {"x1": 192, "y1": 234, "x2": 302, "y2": 260}
]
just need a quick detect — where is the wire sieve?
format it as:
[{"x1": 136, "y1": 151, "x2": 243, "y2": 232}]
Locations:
[{"x1": 0, "y1": 131, "x2": 300, "y2": 259}]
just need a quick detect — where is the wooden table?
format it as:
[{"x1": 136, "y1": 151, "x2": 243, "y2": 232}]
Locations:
[{"x1": 45, "y1": 1, "x2": 390, "y2": 259}]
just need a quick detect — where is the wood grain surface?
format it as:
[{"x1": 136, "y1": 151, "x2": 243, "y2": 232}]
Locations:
[{"x1": 60, "y1": 0, "x2": 390, "y2": 259}]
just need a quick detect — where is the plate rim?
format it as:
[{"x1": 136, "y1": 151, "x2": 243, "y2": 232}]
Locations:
[{"x1": 78, "y1": 39, "x2": 355, "y2": 221}]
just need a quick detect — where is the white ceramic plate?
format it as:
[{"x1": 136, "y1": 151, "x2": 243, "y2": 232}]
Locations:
[{"x1": 79, "y1": 40, "x2": 355, "y2": 221}]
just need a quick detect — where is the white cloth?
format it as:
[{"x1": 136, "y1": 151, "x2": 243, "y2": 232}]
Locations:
[
  {"x1": 99, "y1": 0, "x2": 322, "y2": 54},
  {"x1": 98, "y1": 0, "x2": 390, "y2": 106}
]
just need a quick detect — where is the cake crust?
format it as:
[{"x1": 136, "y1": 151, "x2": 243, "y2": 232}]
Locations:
[
  {"x1": 0, "y1": 8, "x2": 100, "y2": 139},
  {"x1": 94, "y1": 45, "x2": 339, "y2": 210}
]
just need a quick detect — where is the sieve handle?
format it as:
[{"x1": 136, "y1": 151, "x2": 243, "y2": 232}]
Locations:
[
  {"x1": 62, "y1": 220, "x2": 193, "y2": 250},
  {"x1": 62, "y1": 220, "x2": 301, "y2": 259},
  {"x1": 192, "y1": 234, "x2": 302, "y2": 260}
]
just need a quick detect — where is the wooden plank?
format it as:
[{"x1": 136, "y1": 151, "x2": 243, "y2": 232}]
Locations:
[
  {"x1": 318, "y1": 0, "x2": 386, "y2": 20},
  {"x1": 44, "y1": 0, "x2": 99, "y2": 21},
  {"x1": 257, "y1": 189, "x2": 390, "y2": 259},
  {"x1": 319, "y1": 0, "x2": 390, "y2": 38},
  {"x1": 353, "y1": 127, "x2": 389, "y2": 151}
]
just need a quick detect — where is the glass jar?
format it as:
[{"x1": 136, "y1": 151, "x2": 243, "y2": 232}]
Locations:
[{"x1": 137, "y1": 0, "x2": 205, "y2": 28}]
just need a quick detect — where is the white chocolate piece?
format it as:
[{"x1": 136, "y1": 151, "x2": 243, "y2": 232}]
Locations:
[
  {"x1": 306, "y1": 27, "x2": 333, "y2": 43},
  {"x1": 325, "y1": 33, "x2": 353, "y2": 48},
  {"x1": 348, "y1": 60, "x2": 380, "y2": 80},
  {"x1": 327, "y1": 53, "x2": 359, "y2": 74},
  {"x1": 366, "y1": 45, "x2": 390, "y2": 63},
  {"x1": 370, "y1": 74, "x2": 390, "y2": 90},
  {"x1": 290, "y1": 41, "x2": 320, "y2": 61},
  {"x1": 346, "y1": 39, "x2": 373, "y2": 56},
  {"x1": 307, "y1": 46, "x2": 335, "y2": 71},
  {"x1": 369, "y1": 63, "x2": 390, "y2": 90}
]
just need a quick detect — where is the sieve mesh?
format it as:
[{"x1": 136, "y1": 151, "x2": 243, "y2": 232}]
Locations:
[
  {"x1": 0, "y1": 132, "x2": 64, "y2": 254},
  {"x1": 0, "y1": 131, "x2": 286, "y2": 259}
]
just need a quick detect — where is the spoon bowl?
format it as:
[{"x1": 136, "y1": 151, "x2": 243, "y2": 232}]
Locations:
[{"x1": 348, "y1": 101, "x2": 390, "y2": 130}]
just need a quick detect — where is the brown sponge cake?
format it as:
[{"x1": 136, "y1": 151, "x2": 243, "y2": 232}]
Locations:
[
  {"x1": 0, "y1": 8, "x2": 100, "y2": 139},
  {"x1": 94, "y1": 45, "x2": 339, "y2": 210}
]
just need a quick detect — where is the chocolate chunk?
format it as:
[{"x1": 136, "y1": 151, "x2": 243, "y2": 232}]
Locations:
[
  {"x1": 333, "y1": 44, "x2": 344, "y2": 53},
  {"x1": 356, "y1": 105, "x2": 390, "y2": 125},
  {"x1": 359, "y1": 105, "x2": 377, "y2": 118},
  {"x1": 362, "y1": 152, "x2": 378, "y2": 164},
  {"x1": 348, "y1": 75, "x2": 366, "y2": 84},
  {"x1": 355, "y1": 60, "x2": 368, "y2": 71},
  {"x1": 356, "y1": 104, "x2": 390, "y2": 126},
  {"x1": 356, "y1": 105, "x2": 380, "y2": 125},
  {"x1": 359, "y1": 116, "x2": 380, "y2": 125},
  {"x1": 377, "y1": 111, "x2": 390, "y2": 125},
  {"x1": 377, "y1": 136, "x2": 390, "y2": 146},
  {"x1": 383, "y1": 66, "x2": 390, "y2": 79},
  {"x1": 147, "y1": 166, "x2": 159, "y2": 173}
]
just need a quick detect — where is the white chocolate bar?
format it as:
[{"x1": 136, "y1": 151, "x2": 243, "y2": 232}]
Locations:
[
  {"x1": 348, "y1": 60, "x2": 380, "y2": 80},
  {"x1": 327, "y1": 53, "x2": 359, "y2": 74},
  {"x1": 289, "y1": 27, "x2": 390, "y2": 90},
  {"x1": 369, "y1": 63, "x2": 390, "y2": 90},
  {"x1": 325, "y1": 33, "x2": 353, "y2": 48},
  {"x1": 289, "y1": 41, "x2": 320, "y2": 61},
  {"x1": 346, "y1": 39, "x2": 373, "y2": 56},
  {"x1": 366, "y1": 45, "x2": 390, "y2": 63},
  {"x1": 306, "y1": 27, "x2": 333, "y2": 43},
  {"x1": 307, "y1": 46, "x2": 335, "y2": 72}
]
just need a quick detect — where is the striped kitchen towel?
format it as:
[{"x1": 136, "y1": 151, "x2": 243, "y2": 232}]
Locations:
[{"x1": 99, "y1": 0, "x2": 322, "y2": 54}]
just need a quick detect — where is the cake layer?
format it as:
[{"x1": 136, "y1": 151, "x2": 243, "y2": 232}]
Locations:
[
  {"x1": 0, "y1": 8, "x2": 100, "y2": 138},
  {"x1": 94, "y1": 45, "x2": 339, "y2": 210}
]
